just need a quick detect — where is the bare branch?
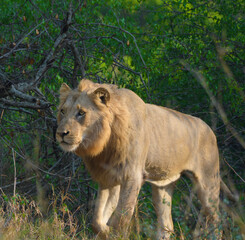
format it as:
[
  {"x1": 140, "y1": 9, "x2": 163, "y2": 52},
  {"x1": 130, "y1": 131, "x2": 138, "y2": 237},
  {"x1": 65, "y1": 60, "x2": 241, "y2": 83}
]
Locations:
[
  {"x1": 0, "y1": 98, "x2": 51, "y2": 109},
  {"x1": 0, "y1": 104, "x2": 32, "y2": 114},
  {"x1": 69, "y1": 41, "x2": 86, "y2": 78},
  {"x1": 8, "y1": 85, "x2": 36, "y2": 102},
  {"x1": 0, "y1": 22, "x2": 46, "y2": 60},
  {"x1": 31, "y1": 3, "x2": 73, "y2": 87}
]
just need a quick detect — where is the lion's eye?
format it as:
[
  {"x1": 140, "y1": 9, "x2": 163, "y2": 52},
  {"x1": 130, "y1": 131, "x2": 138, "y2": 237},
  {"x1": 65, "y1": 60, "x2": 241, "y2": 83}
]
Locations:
[
  {"x1": 60, "y1": 109, "x2": 65, "y2": 115},
  {"x1": 77, "y1": 110, "x2": 85, "y2": 118}
]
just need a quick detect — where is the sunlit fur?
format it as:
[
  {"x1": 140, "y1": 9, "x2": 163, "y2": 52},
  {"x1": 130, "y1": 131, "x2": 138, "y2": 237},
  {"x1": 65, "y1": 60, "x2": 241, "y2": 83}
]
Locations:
[{"x1": 56, "y1": 79, "x2": 236, "y2": 240}]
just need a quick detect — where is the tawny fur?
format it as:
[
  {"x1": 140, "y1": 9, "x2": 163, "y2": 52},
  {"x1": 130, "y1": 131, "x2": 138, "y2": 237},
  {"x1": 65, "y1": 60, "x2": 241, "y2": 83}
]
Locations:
[{"x1": 56, "y1": 79, "x2": 236, "y2": 240}]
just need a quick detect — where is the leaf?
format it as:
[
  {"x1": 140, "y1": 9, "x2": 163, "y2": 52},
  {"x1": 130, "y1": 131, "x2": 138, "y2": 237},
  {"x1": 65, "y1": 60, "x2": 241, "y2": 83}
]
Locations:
[{"x1": 29, "y1": 58, "x2": 35, "y2": 65}]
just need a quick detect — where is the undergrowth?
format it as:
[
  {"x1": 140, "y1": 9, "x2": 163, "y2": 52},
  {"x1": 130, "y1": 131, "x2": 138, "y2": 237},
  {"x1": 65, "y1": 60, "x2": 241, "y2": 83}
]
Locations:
[
  {"x1": 0, "y1": 188, "x2": 244, "y2": 240},
  {"x1": 0, "y1": 192, "x2": 91, "y2": 240}
]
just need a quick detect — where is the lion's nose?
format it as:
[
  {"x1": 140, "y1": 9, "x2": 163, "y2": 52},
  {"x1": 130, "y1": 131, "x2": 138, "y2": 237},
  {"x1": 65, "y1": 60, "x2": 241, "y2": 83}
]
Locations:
[{"x1": 57, "y1": 130, "x2": 70, "y2": 138}]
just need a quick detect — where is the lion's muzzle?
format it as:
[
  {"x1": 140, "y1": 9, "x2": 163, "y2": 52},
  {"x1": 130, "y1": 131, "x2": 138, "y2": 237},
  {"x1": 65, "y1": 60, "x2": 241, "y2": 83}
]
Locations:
[{"x1": 56, "y1": 125, "x2": 81, "y2": 152}]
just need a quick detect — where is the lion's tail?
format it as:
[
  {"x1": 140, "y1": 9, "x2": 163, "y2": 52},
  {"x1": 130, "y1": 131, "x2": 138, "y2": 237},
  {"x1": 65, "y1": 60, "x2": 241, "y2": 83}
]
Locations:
[{"x1": 220, "y1": 179, "x2": 239, "y2": 202}]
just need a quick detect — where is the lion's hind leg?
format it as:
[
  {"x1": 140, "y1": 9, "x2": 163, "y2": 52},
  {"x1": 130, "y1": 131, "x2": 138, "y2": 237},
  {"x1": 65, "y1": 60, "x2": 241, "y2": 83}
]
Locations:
[
  {"x1": 152, "y1": 183, "x2": 175, "y2": 240},
  {"x1": 193, "y1": 174, "x2": 221, "y2": 239}
]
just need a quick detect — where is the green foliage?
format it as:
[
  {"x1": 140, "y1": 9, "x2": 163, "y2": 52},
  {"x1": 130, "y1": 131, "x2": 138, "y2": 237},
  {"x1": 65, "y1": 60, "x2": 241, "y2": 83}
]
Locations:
[{"x1": 0, "y1": 0, "x2": 244, "y2": 239}]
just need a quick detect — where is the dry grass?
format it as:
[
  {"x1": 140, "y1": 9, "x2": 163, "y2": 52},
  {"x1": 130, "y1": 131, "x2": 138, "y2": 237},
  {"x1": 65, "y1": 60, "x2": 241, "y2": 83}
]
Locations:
[
  {"x1": 0, "y1": 190, "x2": 244, "y2": 240},
  {"x1": 0, "y1": 192, "x2": 91, "y2": 240}
]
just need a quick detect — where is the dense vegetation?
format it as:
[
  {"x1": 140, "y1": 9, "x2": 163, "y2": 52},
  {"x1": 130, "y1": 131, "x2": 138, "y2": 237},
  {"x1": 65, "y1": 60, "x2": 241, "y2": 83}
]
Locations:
[{"x1": 0, "y1": 0, "x2": 244, "y2": 239}]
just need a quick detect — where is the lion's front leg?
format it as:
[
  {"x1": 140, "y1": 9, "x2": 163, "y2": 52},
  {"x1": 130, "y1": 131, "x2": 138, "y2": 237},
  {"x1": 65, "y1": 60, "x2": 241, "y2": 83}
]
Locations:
[
  {"x1": 109, "y1": 177, "x2": 142, "y2": 237},
  {"x1": 103, "y1": 185, "x2": 120, "y2": 224},
  {"x1": 92, "y1": 187, "x2": 110, "y2": 238},
  {"x1": 92, "y1": 185, "x2": 120, "y2": 239}
]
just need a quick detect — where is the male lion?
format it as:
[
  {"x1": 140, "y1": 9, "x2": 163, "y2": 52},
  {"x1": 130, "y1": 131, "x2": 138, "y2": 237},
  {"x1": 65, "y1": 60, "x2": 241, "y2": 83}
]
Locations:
[{"x1": 56, "y1": 79, "x2": 235, "y2": 239}]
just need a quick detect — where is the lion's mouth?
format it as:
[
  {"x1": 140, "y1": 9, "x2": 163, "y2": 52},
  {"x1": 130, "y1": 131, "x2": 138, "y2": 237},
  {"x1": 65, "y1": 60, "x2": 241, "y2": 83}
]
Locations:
[
  {"x1": 60, "y1": 140, "x2": 80, "y2": 145},
  {"x1": 61, "y1": 140, "x2": 70, "y2": 145},
  {"x1": 59, "y1": 140, "x2": 81, "y2": 152}
]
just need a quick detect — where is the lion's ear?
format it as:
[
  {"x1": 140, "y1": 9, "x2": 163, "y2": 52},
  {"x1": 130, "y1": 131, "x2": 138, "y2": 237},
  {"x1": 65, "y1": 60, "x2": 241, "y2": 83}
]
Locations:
[
  {"x1": 60, "y1": 83, "x2": 71, "y2": 94},
  {"x1": 59, "y1": 83, "x2": 71, "y2": 102},
  {"x1": 93, "y1": 87, "x2": 110, "y2": 105}
]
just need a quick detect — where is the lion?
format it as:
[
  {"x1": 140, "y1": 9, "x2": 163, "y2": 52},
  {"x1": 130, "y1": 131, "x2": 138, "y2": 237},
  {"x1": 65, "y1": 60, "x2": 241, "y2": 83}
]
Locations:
[{"x1": 56, "y1": 79, "x2": 237, "y2": 239}]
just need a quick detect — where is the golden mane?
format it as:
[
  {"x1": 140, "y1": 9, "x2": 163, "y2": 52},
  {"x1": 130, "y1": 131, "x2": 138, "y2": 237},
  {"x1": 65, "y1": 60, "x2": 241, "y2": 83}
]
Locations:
[
  {"x1": 78, "y1": 79, "x2": 118, "y2": 93},
  {"x1": 56, "y1": 79, "x2": 130, "y2": 184},
  {"x1": 78, "y1": 79, "x2": 96, "y2": 92}
]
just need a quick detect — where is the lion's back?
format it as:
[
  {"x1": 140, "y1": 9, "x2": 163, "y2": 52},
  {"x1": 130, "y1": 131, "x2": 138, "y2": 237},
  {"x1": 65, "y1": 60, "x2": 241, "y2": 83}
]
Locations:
[{"x1": 144, "y1": 103, "x2": 217, "y2": 176}]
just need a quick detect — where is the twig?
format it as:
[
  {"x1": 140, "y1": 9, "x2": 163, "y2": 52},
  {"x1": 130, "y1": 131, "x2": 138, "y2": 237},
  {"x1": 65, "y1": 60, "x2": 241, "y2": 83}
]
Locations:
[
  {"x1": 223, "y1": 158, "x2": 245, "y2": 183},
  {"x1": 182, "y1": 61, "x2": 245, "y2": 149},
  {"x1": 12, "y1": 148, "x2": 17, "y2": 196},
  {"x1": 69, "y1": 41, "x2": 86, "y2": 78},
  {"x1": 0, "y1": 22, "x2": 46, "y2": 60},
  {"x1": 0, "y1": 109, "x2": 4, "y2": 124},
  {"x1": 216, "y1": 45, "x2": 245, "y2": 101},
  {"x1": 80, "y1": 22, "x2": 147, "y2": 68},
  {"x1": 113, "y1": 59, "x2": 151, "y2": 101},
  {"x1": 0, "y1": 176, "x2": 36, "y2": 190}
]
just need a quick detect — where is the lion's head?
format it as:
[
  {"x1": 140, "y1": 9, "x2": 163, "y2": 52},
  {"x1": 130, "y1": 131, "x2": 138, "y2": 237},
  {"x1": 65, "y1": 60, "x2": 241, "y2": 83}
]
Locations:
[{"x1": 56, "y1": 79, "x2": 116, "y2": 157}]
